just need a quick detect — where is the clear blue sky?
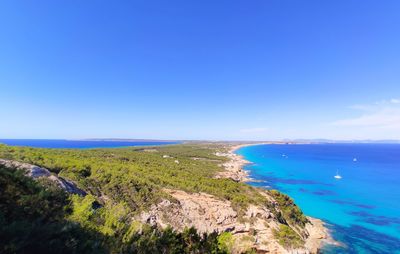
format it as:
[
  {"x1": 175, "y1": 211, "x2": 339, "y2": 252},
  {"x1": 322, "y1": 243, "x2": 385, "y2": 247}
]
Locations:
[{"x1": 1, "y1": 0, "x2": 400, "y2": 140}]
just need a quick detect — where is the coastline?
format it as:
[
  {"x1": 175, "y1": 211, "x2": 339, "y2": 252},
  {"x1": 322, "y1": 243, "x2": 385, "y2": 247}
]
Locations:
[
  {"x1": 215, "y1": 143, "x2": 264, "y2": 182},
  {"x1": 224, "y1": 143, "x2": 333, "y2": 253},
  {"x1": 227, "y1": 144, "x2": 257, "y2": 182},
  {"x1": 1, "y1": 141, "x2": 337, "y2": 253}
]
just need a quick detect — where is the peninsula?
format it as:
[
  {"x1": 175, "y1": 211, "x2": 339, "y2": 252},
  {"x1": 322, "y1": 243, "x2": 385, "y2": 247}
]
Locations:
[{"x1": 0, "y1": 143, "x2": 329, "y2": 253}]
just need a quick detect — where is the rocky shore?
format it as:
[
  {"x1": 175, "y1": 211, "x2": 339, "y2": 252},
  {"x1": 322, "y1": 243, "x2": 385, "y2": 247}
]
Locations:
[
  {"x1": 217, "y1": 143, "x2": 332, "y2": 253},
  {"x1": 225, "y1": 144, "x2": 336, "y2": 253},
  {"x1": 139, "y1": 187, "x2": 329, "y2": 253},
  {"x1": 214, "y1": 144, "x2": 254, "y2": 182},
  {"x1": 139, "y1": 143, "x2": 331, "y2": 253}
]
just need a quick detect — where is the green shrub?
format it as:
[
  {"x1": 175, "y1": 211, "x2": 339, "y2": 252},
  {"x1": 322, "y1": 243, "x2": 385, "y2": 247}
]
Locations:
[
  {"x1": 0, "y1": 165, "x2": 105, "y2": 254},
  {"x1": 273, "y1": 224, "x2": 304, "y2": 249},
  {"x1": 0, "y1": 144, "x2": 267, "y2": 213},
  {"x1": 217, "y1": 232, "x2": 234, "y2": 253},
  {"x1": 269, "y1": 190, "x2": 309, "y2": 227},
  {"x1": 0, "y1": 164, "x2": 231, "y2": 253}
]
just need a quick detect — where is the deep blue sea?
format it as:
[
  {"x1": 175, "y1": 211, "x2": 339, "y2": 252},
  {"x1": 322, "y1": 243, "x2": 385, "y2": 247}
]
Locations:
[
  {"x1": 0, "y1": 139, "x2": 178, "y2": 149},
  {"x1": 237, "y1": 144, "x2": 400, "y2": 254}
]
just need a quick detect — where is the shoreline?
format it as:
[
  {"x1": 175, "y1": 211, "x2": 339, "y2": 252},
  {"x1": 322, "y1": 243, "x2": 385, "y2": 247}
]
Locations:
[
  {"x1": 219, "y1": 143, "x2": 267, "y2": 182},
  {"x1": 224, "y1": 143, "x2": 335, "y2": 253},
  {"x1": 214, "y1": 143, "x2": 258, "y2": 182}
]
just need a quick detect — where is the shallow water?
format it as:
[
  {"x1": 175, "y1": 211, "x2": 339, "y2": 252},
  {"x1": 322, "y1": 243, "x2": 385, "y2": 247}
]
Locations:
[{"x1": 237, "y1": 144, "x2": 400, "y2": 254}]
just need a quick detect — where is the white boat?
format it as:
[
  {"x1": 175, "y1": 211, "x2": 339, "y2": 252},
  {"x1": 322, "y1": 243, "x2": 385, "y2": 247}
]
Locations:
[
  {"x1": 334, "y1": 170, "x2": 342, "y2": 179},
  {"x1": 353, "y1": 158, "x2": 357, "y2": 162}
]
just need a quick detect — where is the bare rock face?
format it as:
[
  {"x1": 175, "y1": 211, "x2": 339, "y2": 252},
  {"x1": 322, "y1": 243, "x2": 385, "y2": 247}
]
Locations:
[
  {"x1": 0, "y1": 159, "x2": 52, "y2": 178},
  {"x1": 303, "y1": 217, "x2": 331, "y2": 253},
  {"x1": 138, "y1": 189, "x2": 327, "y2": 254},
  {"x1": 140, "y1": 189, "x2": 239, "y2": 233},
  {"x1": 0, "y1": 159, "x2": 86, "y2": 196}
]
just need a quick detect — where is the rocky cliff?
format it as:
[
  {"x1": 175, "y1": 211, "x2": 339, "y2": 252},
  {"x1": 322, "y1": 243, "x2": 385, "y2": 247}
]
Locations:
[{"x1": 138, "y1": 187, "x2": 328, "y2": 254}]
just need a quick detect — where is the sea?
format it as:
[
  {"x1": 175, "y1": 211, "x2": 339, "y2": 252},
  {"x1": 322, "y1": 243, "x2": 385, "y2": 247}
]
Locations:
[
  {"x1": 237, "y1": 144, "x2": 400, "y2": 254},
  {"x1": 0, "y1": 139, "x2": 178, "y2": 149}
]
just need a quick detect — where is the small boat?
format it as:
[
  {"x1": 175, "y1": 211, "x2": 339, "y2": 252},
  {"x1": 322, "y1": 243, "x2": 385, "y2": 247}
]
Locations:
[
  {"x1": 334, "y1": 170, "x2": 342, "y2": 179},
  {"x1": 353, "y1": 158, "x2": 357, "y2": 162}
]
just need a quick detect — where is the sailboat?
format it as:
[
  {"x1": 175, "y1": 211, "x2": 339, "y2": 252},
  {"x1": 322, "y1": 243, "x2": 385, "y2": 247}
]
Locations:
[{"x1": 334, "y1": 170, "x2": 342, "y2": 179}]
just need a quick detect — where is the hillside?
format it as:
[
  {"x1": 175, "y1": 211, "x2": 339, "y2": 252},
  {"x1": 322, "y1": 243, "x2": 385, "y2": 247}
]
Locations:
[{"x1": 0, "y1": 143, "x2": 327, "y2": 253}]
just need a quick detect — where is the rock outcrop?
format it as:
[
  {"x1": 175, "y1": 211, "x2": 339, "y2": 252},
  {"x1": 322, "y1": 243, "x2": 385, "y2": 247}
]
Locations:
[
  {"x1": 140, "y1": 189, "x2": 239, "y2": 233},
  {"x1": 0, "y1": 159, "x2": 86, "y2": 196},
  {"x1": 139, "y1": 189, "x2": 328, "y2": 254}
]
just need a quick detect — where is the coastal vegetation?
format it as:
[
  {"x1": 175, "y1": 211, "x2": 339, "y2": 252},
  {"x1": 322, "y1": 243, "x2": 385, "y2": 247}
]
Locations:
[
  {"x1": 269, "y1": 190, "x2": 309, "y2": 228},
  {"x1": 0, "y1": 164, "x2": 228, "y2": 253},
  {"x1": 0, "y1": 144, "x2": 265, "y2": 213},
  {"x1": 273, "y1": 225, "x2": 304, "y2": 249},
  {"x1": 0, "y1": 143, "x2": 314, "y2": 253},
  {"x1": 0, "y1": 165, "x2": 104, "y2": 253}
]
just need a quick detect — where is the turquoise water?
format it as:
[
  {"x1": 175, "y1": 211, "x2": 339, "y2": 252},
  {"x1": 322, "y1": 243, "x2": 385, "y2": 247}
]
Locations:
[{"x1": 237, "y1": 144, "x2": 400, "y2": 253}]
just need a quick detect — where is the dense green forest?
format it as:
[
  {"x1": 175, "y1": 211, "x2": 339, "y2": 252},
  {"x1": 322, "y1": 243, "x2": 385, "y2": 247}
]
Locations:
[
  {"x1": 0, "y1": 144, "x2": 308, "y2": 253},
  {"x1": 0, "y1": 164, "x2": 233, "y2": 253},
  {"x1": 0, "y1": 144, "x2": 265, "y2": 212}
]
